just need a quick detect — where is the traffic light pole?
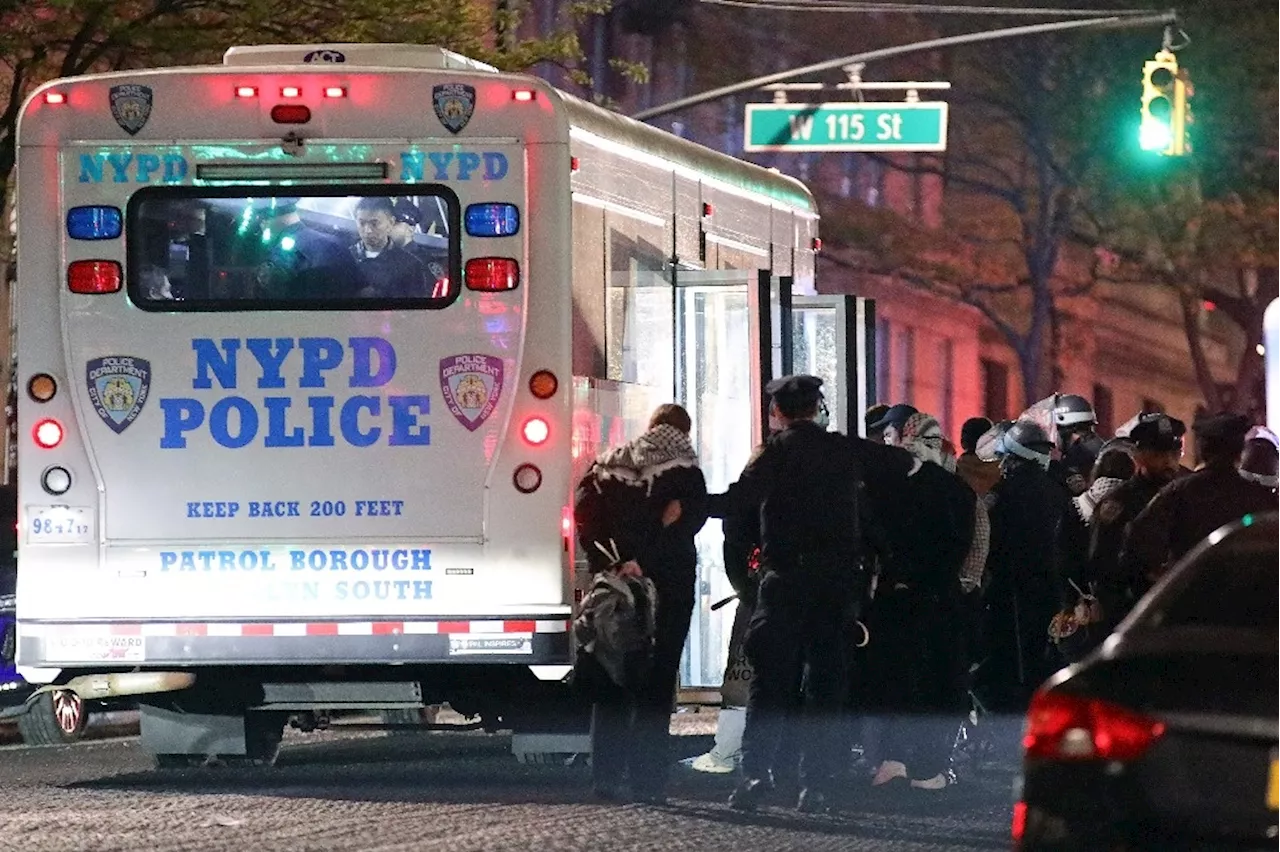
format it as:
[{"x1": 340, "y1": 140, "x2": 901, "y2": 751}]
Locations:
[{"x1": 632, "y1": 11, "x2": 1179, "y2": 122}]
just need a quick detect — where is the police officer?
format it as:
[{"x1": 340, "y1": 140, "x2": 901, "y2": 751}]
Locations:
[
  {"x1": 1053, "y1": 394, "x2": 1105, "y2": 496},
  {"x1": 721, "y1": 375, "x2": 868, "y2": 814},
  {"x1": 1121, "y1": 413, "x2": 1277, "y2": 584},
  {"x1": 1089, "y1": 413, "x2": 1185, "y2": 625}
]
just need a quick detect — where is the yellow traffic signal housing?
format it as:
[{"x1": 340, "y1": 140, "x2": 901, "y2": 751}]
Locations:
[
  {"x1": 1172, "y1": 68, "x2": 1192, "y2": 156},
  {"x1": 1140, "y1": 49, "x2": 1181, "y2": 155}
]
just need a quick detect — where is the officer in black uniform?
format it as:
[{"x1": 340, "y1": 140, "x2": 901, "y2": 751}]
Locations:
[
  {"x1": 719, "y1": 375, "x2": 868, "y2": 814},
  {"x1": 1052, "y1": 393, "x2": 1106, "y2": 496},
  {"x1": 1089, "y1": 413, "x2": 1185, "y2": 625},
  {"x1": 1121, "y1": 412, "x2": 1277, "y2": 584}
]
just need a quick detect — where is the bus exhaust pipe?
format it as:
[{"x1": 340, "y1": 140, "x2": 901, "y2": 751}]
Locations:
[{"x1": 33, "y1": 672, "x2": 196, "y2": 702}]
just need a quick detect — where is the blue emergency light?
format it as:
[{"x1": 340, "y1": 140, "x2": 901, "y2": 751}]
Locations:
[
  {"x1": 66, "y1": 206, "x2": 122, "y2": 240},
  {"x1": 465, "y1": 203, "x2": 520, "y2": 237}
]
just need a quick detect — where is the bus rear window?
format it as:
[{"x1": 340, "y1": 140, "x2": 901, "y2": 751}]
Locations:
[{"x1": 127, "y1": 186, "x2": 459, "y2": 311}]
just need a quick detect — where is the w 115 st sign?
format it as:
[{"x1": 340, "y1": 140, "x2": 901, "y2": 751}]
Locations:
[{"x1": 744, "y1": 102, "x2": 948, "y2": 152}]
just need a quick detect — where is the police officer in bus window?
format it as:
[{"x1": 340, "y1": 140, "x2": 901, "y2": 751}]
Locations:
[
  {"x1": 390, "y1": 199, "x2": 451, "y2": 298},
  {"x1": 721, "y1": 374, "x2": 867, "y2": 814},
  {"x1": 254, "y1": 198, "x2": 356, "y2": 300},
  {"x1": 350, "y1": 196, "x2": 430, "y2": 298}
]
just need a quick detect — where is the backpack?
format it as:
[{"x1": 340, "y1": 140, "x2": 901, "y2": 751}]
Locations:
[{"x1": 571, "y1": 572, "x2": 657, "y2": 700}]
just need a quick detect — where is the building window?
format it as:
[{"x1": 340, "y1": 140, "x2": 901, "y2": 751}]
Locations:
[
  {"x1": 981, "y1": 359, "x2": 1009, "y2": 421},
  {"x1": 893, "y1": 326, "x2": 915, "y2": 405},
  {"x1": 1093, "y1": 383, "x2": 1114, "y2": 436},
  {"x1": 875, "y1": 317, "x2": 891, "y2": 406}
]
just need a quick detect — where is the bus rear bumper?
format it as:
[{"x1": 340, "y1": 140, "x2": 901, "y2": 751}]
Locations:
[{"x1": 18, "y1": 617, "x2": 572, "y2": 668}]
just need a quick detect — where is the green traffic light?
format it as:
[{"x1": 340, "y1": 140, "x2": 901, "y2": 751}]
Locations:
[{"x1": 1140, "y1": 120, "x2": 1173, "y2": 151}]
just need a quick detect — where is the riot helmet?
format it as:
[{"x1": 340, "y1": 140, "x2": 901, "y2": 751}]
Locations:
[
  {"x1": 1053, "y1": 393, "x2": 1096, "y2": 436},
  {"x1": 994, "y1": 419, "x2": 1053, "y2": 470}
]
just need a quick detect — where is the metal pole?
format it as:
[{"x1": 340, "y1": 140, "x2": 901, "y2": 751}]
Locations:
[{"x1": 632, "y1": 11, "x2": 1177, "y2": 121}]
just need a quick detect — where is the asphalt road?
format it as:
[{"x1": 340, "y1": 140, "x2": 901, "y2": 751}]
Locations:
[{"x1": 0, "y1": 710, "x2": 1020, "y2": 852}]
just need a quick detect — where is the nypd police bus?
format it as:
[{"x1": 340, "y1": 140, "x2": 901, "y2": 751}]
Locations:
[{"x1": 13, "y1": 43, "x2": 820, "y2": 763}]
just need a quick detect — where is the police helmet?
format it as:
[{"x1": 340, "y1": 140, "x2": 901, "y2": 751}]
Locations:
[
  {"x1": 1053, "y1": 393, "x2": 1097, "y2": 429},
  {"x1": 995, "y1": 419, "x2": 1053, "y2": 467}
]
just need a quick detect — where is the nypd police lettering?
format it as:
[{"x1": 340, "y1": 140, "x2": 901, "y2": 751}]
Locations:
[
  {"x1": 186, "y1": 499, "x2": 405, "y2": 518},
  {"x1": 399, "y1": 151, "x2": 508, "y2": 182},
  {"x1": 157, "y1": 547, "x2": 431, "y2": 572},
  {"x1": 159, "y1": 336, "x2": 431, "y2": 450},
  {"x1": 78, "y1": 152, "x2": 188, "y2": 184}
]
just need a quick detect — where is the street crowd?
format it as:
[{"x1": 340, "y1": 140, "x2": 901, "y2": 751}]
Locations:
[{"x1": 570, "y1": 379, "x2": 1279, "y2": 812}]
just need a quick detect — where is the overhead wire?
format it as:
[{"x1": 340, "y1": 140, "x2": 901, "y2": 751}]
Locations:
[{"x1": 698, "y1": 0, "x2": 1162, "y2": 16}]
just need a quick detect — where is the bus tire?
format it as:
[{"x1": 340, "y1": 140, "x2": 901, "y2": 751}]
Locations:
[{"x1": 17, "y1": 690, "x2": 88, "y2": 746}]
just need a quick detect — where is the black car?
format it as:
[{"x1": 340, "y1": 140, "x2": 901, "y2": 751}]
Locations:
[{"x1": 1015, "y1": 512, "x2": 1278, "y2": 851}]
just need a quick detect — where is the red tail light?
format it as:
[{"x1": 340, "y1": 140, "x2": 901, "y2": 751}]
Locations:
[
  {"x1": 465, "y1": 258, "x2": 520, "y2": 292},
  {"x1": 1011, "y1": 801, "x2": 1027, "y2": 842},
  {"x1": 270, "y1": 104, "x2": 311, "y2": 124},
  {"x1": 1023, "y1": 691, "x2": 1165, "y2": 762},
  {"x1": 34, "y1": 418, "x2": 64, "y2": 449},
  {"x1": 67, "y1": 260, "x2": 121, "y2": 294}
]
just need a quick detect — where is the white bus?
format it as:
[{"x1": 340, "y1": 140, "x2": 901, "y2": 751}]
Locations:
[{"x1": 13, "y1": 43, "x2": 824, "y2": 761}]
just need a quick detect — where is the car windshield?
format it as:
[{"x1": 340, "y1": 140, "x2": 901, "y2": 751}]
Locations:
[{"x1": 1144, "y1": 527, "x2": 1278, "y2": 631}]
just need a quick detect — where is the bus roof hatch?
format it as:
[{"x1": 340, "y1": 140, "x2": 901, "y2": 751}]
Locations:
[{"x1": 222, "y1": 43, "x2": 499, "y2": 73}]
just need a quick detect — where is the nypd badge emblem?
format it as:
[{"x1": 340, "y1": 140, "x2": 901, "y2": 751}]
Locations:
[
  {"x1": 86, "y1": 356, "x2": 151, "y2": 434},
  {"x1": 432, "y1": 83, "x2": 476, "y2": 134},
  {"x1": 439, "y1": 354, "x2": 503, "y2": 431},
  {"x1": 109, "y1": 84, "x2": 153, "y2": 135}
]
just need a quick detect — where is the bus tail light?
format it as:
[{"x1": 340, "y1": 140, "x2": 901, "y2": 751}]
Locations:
[
  {"x1": 465, "y1": 258, "x2": 520, "y2": 292},
  {"x1": 512, "y1": 89, "x2": 537, "y2": 102},
  {"x1": 270, "y1": 104, "x2": 311, "y2": 124},
  {"x1": 66, "y1": 206, "x2": 123, "y2": 240},
  {"x1": 41, "y1": 466, "x2": 72, "y2": 495},
  {"x1": 513, "y1": 463, "x2": 542, "y2": 493},
  {"x1": 27, "y1": 374, "x2": 57, "y2": 402},
  {"x1": 44, "y1": 92, "x2": 66, "y2": 105},
  {"x1": 465, "y1": 204, "x2": 520, "y2": 237},
  {"x1": 529, "y1": 370, "x2": 558, "y2": 399},
  {"x1": 323, "y1": 86, "x2": 347, "y2": 99},
  {"x1": 33, "y1": 419, "x2": 64, "y2": 449},
  {"x1": 235, "y1": 86, "x2": 258, "y2": 99},
  {"x1": 67, "y1": 261, "x2": 121, "y2": 294},
  {"x1": 280, "y1": 86, "x2": 302, "y2": 98},
  {"x1": 521, "y1": 417, "x2": 550, "y2": 446}
]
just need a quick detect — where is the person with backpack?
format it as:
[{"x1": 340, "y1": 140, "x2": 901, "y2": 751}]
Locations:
[{"x1": 573, "y1": 404, "x2": 708, "y2": 804}]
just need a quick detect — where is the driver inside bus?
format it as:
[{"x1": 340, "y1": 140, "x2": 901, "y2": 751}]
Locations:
[
  {"x1": 253, "y1": 198, "x2": 357, "y2": 300},
  {"x1": 350, "y1": 197, "x2": 430, "y2": 299}
]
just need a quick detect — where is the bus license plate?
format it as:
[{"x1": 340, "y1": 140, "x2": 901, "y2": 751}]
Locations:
[{"x1": 26, "y1": 505, "x2": 93, "y2": 543}]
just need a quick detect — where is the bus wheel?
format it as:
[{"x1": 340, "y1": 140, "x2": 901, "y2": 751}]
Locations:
[{"x1": 17, "y1": 690, "x2": 88, "y2": 746}]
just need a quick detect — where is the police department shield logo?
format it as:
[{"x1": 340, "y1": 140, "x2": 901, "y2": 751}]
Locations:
[
  {"x1": 109, "y1": 85, "x2": 152, "y2": 135},
  {"x1": 432, "y1": 84, "x2": 476, "y2": 134},
  {"x1": 440, "y1": 355, "x2": 503, "y2": 431},
  {"x1": 86, "y1": 356, "x2": 151, "y2": 434}
]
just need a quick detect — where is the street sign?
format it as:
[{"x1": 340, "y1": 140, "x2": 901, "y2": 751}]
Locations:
[{"x1": 744, "y1": 102, "x2": 948, "y2": 152}]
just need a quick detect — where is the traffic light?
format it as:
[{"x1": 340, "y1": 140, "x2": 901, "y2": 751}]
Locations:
[{"x1": 1139, "y1": 49, "x2": 1189, "y2": 156}]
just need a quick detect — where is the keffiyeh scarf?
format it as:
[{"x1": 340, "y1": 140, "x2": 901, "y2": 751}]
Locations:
[
  {"x1": 888, "y1": 412, "x2": 947, "y2": 472},
  {"x1": 1073, "y1": 476, "x2": 1126, "y2": 523},
  {"x1": 595, "y1": 423, "x2": 698, "y2": 493}
]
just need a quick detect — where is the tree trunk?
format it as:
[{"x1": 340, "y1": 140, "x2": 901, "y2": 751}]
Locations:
[{"x1": 1178, "y1": 290, "x2": 1223, "y2": 412}]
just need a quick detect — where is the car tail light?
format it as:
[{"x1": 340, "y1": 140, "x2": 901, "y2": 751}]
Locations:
[
  {"x1": 529, "y1": 370, "x2": 558, "y2": 399},
  {"x1": 67, "y1": 260, "x2": 121, "y2": 294},
  {"x1": 522, "y1": 417, "x2": 549, "y2": 446},
  {"x1": 465, "y1": 258, "x2": 520, "y2": 292},
  {"x1": 513, "y1": 463, "x2": 542, "y2": 493},
  {"x1": 34, "y1": 419, "x2": 64, "y2": 449},
  {"x1": 1023, "y1": 691, "x2": 1165, "y2": 761},
  {"x1": 27, "y1": 374, "x2": 57, "y2": 402},
  {"x1": 1011, "y1": 801, "x2": 1026, "y2": 842},
  {"x1": 270, "y1": 104, "x2": 311, "y2": 124}
]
